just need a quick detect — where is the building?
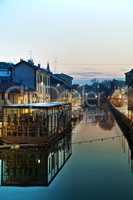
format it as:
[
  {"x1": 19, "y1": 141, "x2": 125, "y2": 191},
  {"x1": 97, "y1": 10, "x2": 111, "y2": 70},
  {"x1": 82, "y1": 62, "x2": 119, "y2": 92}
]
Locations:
[
  {"x1": 0, "y1": 59, "x2": 74, "y2": 105},
  {"x1": 71, "y1": 84, "x2": 82, "y2": 107},
  {"x1": 50, "y1": 73, "x2": 73, "y2": 103},
  {"x1": 0, "y1": 62, "x2": 14, "y2": 80},
  {"x1": 0, "y1": 59, "x2": 51, "y2": 104},
  {"x1": 0, "y1": 102, "x2": 72, "y2": 144},
  {"x1": 54, "y1": 73, "x2": 73, "y2": 86},
  {"x1": 14, "y1": 59, "x2": 51, "y2": 104},
  {"x1": 0, "y1": 62, "x2": 18, "y2": 105}
]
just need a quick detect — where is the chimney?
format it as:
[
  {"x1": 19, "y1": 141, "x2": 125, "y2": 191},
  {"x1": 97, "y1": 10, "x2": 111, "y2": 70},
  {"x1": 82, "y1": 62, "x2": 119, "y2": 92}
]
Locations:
[
  {"x1": 20, "y1": 58, "x2": 24, "y2": 62},
  {"x1": 28, "y1": 59, "x2": 34, "y2": 66}
]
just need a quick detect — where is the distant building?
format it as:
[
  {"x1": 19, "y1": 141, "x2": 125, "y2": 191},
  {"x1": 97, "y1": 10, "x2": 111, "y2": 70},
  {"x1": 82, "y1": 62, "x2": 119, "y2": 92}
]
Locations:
[
  {"x1": 54, "y1": 73, "x2": 73, "y2": 86},
  {"x1": 71, "y1": 84, "x2": 82, "y2": 107},
  {"x1": 50, "y1": 73, "x2": 73, "y2": 103},
  {"x1": 50, "y1": 72, "x2": 81, "y2": 106}
]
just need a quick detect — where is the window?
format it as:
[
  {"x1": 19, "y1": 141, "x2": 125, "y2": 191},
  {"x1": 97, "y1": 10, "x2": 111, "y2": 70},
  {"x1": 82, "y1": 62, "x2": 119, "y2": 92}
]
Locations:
[{"x1": 0, "y1": 69, "x2": 11, "y2": 77}]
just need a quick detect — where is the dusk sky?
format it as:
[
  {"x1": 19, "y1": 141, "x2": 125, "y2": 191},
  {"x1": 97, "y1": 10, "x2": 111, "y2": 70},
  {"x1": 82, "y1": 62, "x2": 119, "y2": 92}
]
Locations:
[{"x1": 0, "y1": 0, "x2": 133, "y2": 80}]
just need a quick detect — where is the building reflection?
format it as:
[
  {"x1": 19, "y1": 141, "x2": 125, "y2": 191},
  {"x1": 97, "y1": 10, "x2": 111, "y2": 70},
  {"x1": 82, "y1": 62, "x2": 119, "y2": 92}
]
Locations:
[
  {"x1": 0, "y1": 134, "x2": 72, "y2": 187},
  {"x1": 84, "y1": 105, "x2": 115, "y2": 130},
  {"x1": 98, "y1": 111, "x2": 115, "y2": 131}
]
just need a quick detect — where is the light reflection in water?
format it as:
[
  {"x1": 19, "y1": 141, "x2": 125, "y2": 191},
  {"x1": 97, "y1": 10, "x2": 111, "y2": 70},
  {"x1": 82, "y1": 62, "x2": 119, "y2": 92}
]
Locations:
[
  {"x1": 72, "y1": 105, "x2": 133, "y2": 174},
  {"x1": 0, "y1": 104, "x2": 133, "y2": 200},
  {"x1": 0, "y1": 134, "x2": 72, "y2": 187}
]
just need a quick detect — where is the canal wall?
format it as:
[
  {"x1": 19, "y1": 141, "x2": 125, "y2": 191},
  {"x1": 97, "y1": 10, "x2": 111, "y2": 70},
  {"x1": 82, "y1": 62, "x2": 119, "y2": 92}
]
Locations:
[{"x1": 110, "y1": 103, "x2": 133, "y2": 136}]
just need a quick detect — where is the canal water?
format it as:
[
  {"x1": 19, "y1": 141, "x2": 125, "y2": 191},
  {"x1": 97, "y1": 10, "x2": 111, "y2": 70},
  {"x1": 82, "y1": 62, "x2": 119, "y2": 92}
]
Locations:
[{"x1": 0, "y1": 105, "x2": 133, "y2": 200}]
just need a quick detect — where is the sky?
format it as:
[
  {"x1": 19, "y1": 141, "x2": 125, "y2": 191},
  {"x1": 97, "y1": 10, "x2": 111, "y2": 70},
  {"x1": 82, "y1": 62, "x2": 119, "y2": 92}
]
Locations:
[{"x1": 0, "y1": 0, "x2": 133, "y2": 80}]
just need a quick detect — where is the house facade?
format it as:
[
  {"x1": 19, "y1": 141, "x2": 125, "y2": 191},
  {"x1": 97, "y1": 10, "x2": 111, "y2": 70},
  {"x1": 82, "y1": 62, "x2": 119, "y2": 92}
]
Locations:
[
  {"x1": 14, "y1": 59, "x2": 51, "y2": 104},
  {"x1": 0, "y1": 59, "x2": 74, "y2": 105},
  {"x1": 0, "y1": 60, "x2": 51, "y2": 105}
]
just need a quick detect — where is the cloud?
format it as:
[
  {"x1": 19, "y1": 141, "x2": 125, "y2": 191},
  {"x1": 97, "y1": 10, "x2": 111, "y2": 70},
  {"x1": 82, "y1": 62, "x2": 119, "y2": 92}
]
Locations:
[{"x1": 70, "y1": 71, "x2": 118, "y2": 80}]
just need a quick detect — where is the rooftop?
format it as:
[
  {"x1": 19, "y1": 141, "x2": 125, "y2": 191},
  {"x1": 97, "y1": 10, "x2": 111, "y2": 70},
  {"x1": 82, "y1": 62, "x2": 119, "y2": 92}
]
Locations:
[
  {"x1": 125, "y1": 69, "x2": 133, "y2": 75},
  {"x1": 0, "y1": 62, "x2": 14, "y2": 68},
  {"x1": 15, "y1": 59, "x2": 51, "y2": 75}
]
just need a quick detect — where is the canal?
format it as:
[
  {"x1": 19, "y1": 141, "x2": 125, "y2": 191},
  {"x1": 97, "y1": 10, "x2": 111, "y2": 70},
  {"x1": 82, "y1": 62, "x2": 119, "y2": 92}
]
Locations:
[{"x1": 0, "y1": 105, "x2": 133, "y2": 200}]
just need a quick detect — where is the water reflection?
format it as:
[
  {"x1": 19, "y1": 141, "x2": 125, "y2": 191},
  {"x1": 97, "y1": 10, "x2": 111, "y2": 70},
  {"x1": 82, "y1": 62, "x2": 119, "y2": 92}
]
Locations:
[
  {"x1": 0, "y1": 134, "x2": 72, "y2": 187},
  {"x1": 120, "y1": 135, "x2": 133, "y2": 174},
  {"x1": 75, "y1": 105, "x2": 133, "y2": 175},
  {"x1": 120, "y1": 128, "x2": 133, "y2": 173},
  {"x1": 84, "y1": 105, "x2": 115, "y2": 131},
  {"x1": 98, "y1": 108, "x2": 115, "y2": 131},
  {"x1": 1, "y1": 104, "x2": 133, "y2": 199}
]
